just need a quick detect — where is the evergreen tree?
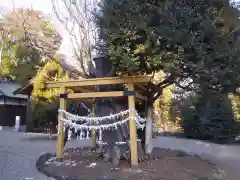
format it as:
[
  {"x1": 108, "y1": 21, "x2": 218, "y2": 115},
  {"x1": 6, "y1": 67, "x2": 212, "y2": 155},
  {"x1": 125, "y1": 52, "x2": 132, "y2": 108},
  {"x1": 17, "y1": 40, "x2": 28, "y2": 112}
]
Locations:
[
  {"x1": 197, "y1": 93, "x2": 235, "y2": 143},
  {"x1": 180, "y1": 90, "x2": 237, "y2": 143},
  {"x1": 96, "y1": 0, "x2": 240, "y2": 102}
]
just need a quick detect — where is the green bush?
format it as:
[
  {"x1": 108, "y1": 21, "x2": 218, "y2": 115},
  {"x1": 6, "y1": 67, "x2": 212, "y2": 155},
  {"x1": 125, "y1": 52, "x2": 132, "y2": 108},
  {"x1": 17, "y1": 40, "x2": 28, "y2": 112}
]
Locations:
[
  {"x1": 200, "y1": 94, "x2": 236, "y2": 143},
  {"x1": 180, "y1": 95, "x2": 202, "y2": 139},
  {"x1": 31, "y1": 100, "x2": 91, "y2": 131},
  {"x1": 180, "y1": 92, "x2": 237, "y2": 144},
  {"x1": 31, "y1": 101, "x2": 59, "y2": 129}
]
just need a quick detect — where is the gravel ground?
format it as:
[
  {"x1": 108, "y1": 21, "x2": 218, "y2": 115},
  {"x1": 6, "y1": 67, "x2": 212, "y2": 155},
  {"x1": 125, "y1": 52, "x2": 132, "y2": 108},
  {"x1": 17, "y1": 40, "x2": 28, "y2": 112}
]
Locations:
[
  {"x1": 153, "y1": 136, "x2": 240, "y2": 180},
  {"x1": 0, "y1": 128, "x2": 91, "y2": 180},
  {"x1": 0, "y1": 128, "x2": 239, "y2": 180}
]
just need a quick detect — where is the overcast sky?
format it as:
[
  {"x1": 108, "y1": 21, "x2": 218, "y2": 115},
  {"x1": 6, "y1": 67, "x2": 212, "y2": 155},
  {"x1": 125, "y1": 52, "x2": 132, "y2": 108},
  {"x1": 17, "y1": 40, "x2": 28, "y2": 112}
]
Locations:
[{"x1": 0, "y1": 0, "x2": 53, "y2": 15}]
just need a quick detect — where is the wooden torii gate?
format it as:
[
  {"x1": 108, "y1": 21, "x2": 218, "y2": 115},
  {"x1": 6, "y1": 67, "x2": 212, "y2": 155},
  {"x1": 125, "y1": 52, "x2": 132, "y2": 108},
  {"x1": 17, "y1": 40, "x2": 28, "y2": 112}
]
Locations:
[{"x1": 45, "y1": 75, "x2": 151, "y2": 167}]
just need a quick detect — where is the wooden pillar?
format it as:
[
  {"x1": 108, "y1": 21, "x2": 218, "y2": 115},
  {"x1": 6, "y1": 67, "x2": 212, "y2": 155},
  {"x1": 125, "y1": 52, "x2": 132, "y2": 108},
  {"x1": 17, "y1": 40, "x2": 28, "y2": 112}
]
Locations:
[
  {"x1": 145, "y1": 106, "x2": 153, "y2": 154},
  {"x1": 26, "y1": 95, "x2": 33, "y2": 132},
  {"x1": 56, "y1": 86, "x2": 66, "y2": 159},
  {"x1": 91, "y1": 102, "x2": 97, "y2": 148},
  {"x1": 128, "y1": 83, "x2": 138, "y2": 167}
]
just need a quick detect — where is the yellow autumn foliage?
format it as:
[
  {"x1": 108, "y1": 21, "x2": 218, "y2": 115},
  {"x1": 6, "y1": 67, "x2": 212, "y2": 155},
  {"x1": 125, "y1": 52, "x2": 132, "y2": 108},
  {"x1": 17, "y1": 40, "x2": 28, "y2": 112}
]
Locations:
[
  {"x1": 152, "y1": 71, "x2": 176, "y2": 127},
  {"x1": 229, "y1": 92, "x2": 240, "y2": 120},
  {"x1": 32, "y1": 60, "x2": 68, "y2": 102}
]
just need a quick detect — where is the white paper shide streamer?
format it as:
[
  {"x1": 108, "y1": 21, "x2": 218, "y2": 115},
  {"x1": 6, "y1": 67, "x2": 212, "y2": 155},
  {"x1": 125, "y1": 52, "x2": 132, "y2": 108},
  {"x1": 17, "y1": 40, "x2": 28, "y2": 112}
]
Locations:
[
  {"x1": 58, "y1": 108, "x2": 146, "y2": 131},
  {"x1": 59, "y1": 108, "x2": 146, "y2": 145}
]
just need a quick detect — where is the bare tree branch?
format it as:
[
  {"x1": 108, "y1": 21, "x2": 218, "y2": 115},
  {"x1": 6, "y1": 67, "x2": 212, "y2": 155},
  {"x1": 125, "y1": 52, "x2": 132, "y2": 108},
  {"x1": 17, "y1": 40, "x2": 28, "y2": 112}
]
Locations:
[{"x1": 51, "y1": 0, "x2": 98, "y2": 78}]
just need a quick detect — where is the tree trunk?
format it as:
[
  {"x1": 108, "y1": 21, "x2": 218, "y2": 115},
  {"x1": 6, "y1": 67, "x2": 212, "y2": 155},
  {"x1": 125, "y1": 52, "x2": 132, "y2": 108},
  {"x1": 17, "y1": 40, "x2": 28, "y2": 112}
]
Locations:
[
  {"x1": 93, "y1": 57, "x2": 144, "y2": 165},
  {"x1": 95, "y1": 100, "x2": 145, "y2": 166}
]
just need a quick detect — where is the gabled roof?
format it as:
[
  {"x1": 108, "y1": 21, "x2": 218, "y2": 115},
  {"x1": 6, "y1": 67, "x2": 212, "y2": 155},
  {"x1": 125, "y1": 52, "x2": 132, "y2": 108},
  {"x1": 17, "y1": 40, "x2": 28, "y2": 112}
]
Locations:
[
  {"x1": 13, "y1": 78, "x2": 34, "y2": 95},
  {"x1": 0, "y1": 81, "x2": 28, "y2": 99},
  {"x1": 13, "y1": 57, "x2": 91, "y2": 95}
]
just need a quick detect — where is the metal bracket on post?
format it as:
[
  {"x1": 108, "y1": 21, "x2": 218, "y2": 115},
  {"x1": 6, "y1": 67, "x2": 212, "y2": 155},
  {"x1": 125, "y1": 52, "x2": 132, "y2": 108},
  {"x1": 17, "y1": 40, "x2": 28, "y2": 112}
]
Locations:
[
  {"x1": 124, "y1": 91, "x2": 135, "y2": 96},
  {"x1": 60, "y1": 93, "x2": 68, "y2": 99}
]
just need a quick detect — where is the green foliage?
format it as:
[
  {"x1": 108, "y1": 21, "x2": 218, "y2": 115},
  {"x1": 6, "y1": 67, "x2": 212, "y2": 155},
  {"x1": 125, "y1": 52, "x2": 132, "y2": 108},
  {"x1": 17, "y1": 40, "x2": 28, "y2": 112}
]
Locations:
[
  {"x1": 0, "y1": 9, "x2": 66, "y2": 129},
  {"x1": 96, "y1": 0, "x2": 240, "y2": 96},
  {"x1": 180, "y1": 91, "x2": 237, "y2": 143},
  {"x1": 1, "y1": 41, "x2": 42, "y2": 84},
  {"x1": 179, "y1": 95, "x2": 201, "y2": 139},
  {"x1": 31, "y1": 100, "x2": 59, "y2": 129}
]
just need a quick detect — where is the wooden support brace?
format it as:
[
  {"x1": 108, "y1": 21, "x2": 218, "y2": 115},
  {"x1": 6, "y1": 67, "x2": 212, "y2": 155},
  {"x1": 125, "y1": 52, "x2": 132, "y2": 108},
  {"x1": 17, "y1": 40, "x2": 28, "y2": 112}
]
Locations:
[
  {"x1": 136, "y1": 92, "x2": 147, "y2": 101},
  {"x1": 135, "y1": 84, "x2": 147, "y2": 91},
  {"x1": 128, "y1": 83, "x2": 138, "y2": 168}
]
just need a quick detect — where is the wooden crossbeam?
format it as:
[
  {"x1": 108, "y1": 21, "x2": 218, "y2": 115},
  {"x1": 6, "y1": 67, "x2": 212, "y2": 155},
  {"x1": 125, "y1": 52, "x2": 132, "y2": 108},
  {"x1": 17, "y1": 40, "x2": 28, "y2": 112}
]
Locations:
[
  {"x1": 68, "y1": 92, "x2": 124, "y2": 99},
  {"x1": 60, "y1": 91, "x2": 147, "y2": 100},
  {"x1": 66, "y1": 91, "x2": 132, "y2": 99},
  {"x1": 71, "y1": 86, "x2": 93, "y2": 93},
  {"x1": 72, "y1": 87, "x2": 145, "y2": 100},
  {"x1": 46, "y1": 75, "x2": 151, "y2": 88}
]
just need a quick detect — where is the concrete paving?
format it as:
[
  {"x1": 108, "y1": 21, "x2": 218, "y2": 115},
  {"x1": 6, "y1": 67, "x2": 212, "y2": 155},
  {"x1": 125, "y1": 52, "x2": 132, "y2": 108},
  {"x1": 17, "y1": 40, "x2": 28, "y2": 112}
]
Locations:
[
  {"x1": 0, "y1": 128, "x2": 239, "y2": 180},
  {"x1": 0, "y1": 129, "x2": 91, "y2": 180}
]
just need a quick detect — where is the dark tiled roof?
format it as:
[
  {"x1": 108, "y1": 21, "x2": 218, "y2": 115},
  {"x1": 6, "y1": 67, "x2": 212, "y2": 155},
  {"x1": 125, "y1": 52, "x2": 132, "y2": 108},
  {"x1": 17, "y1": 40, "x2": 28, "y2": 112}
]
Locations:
[{"x1": 0, "y1": 81, "x2": 28, "y2": 99}]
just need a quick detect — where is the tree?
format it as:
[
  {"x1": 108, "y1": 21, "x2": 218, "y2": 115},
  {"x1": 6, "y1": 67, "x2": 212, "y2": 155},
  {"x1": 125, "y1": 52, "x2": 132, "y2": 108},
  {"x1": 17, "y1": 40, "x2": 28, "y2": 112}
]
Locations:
[
  {"x1": 32, "y1": 59, "x2": 68, "y2": 102},
  {"x1": 1, "y1": 40, "x2": 42, "y2": 84},
  {"x1": 229, "y1": 91, "x2": 240, "y2": 120},
  {"x1": 153, "y1": 71, "x2": 174, "y2": 128},
  {"x1": 0, "y1": 8, "x2": 61, "y2": 59},
  {"x1": 0, "y1": 8, "x2": 70, "y2": 133},
  {"x1": 93, "y1": 0, "x2": 240, "y2": 162},
  {"x1": 0, "y1": 8, "x2": 62, "y2": 84},
  {"x1": 49, "y1": 0, "x2": 240, "y2": 166},
  {"x1": 180, "y1": 90, "x2": 237, "y2": 143},
  {"x1": 48, "y1": 0, "x2": 239, "y2": 165},
  {"x1": 96, "y1": 0, "x2": 240, "y2": 101},
  {"x1": 51, "y1": 0, "x2": 97, "y2": 78}
]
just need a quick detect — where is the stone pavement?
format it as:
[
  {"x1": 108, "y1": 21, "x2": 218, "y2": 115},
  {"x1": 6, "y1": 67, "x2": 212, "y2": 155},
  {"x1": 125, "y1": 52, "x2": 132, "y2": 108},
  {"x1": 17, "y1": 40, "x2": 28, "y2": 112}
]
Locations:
[
  {"x1": 0, "y1": 129, "x2": 239, "y2": 180},
  {"x1": 0, "y1": 129, "x2": 91, "y2": 180}
]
